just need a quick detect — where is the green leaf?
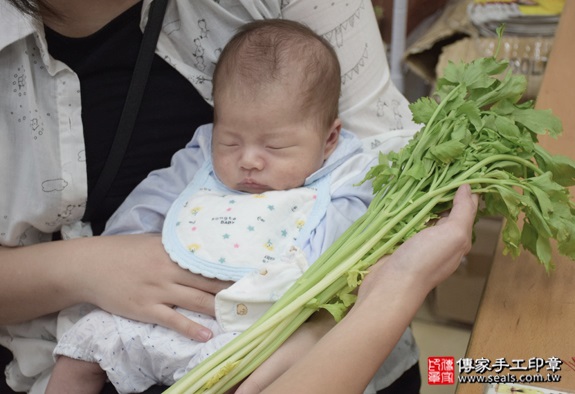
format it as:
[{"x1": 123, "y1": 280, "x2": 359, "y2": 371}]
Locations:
[
  {"x1": 558, "y1": 240, "x2": 575, "y2": 262},
  {"x1": 526, "y1": 172, "x2": 563, "y2": 221},
  {"x1": 534, "y1": 145, "x2": 575, "y2": 187},
  {"x1": 403, "y1": 160, "x2": 429, "y2": 181},
  {"x1": 473, "y1": 72, "x2": 527, "y2": 108},
  {"x1": 477, "y1": 56, "x2": 510, "y2": 77},
  {"x1": 556, "y1": 215, "x2": 575, "y2": 260},
  {"x1": 362, "y1": 161, "x2": 390, "y2": 182},
  {"x1": 429, "y1": 140, "x2": 466, "y2": 164},
  {"x1": 550, "y1": 203, "x2": 575, "y2": 242},
  {"x1": 346, "y1": 269, "x2": 367, "y2": 289},
  {"x1": 490, "y1": 98, "x2": 519, "y2": 115},
  {"x1": 439, "y1": 57, "x2": 506, "y2": 91},
  {"x1": 320, "y1": 302, "x2": 348, "y2": 322},
  {"x1": 520, "y1": 221, "x2": 539, "y2": 257},
  {"x1": 491, "y1": 115, "x2": 523, "y2": 144},
  {"x1": 451, "y1": 121, "x2": 473, "y2": 144},
  {"x1": 523, "y1": 199, "x2": 553, "y2": 239},
  {"x1": 494, "y1": 185, "x2": 524, "y2": 219},
  {"x1": 456, "y1": 102, "x2": 483, "y2": 132},
  {"x1": 535, "y1": 235, "x2": 553, "y2": 272},
  {"x1": 487, "y1": 142, "x2": 514, "y2": 155},
  {"x1": 463, "y1": 57, "x2": 507, "y2": 89},
  {"x1": 339, "y1": 293, "x2": 357, "y2": 307},
  {"x1": 482, "y1": 190, "x2": 511, "y2": 218},
  {"x1": 409, "y1": 97, "x2": 438, "y2": 125},
  {"x1": 501, "y1": 219, "x2": 522, "y2": 258},
  {"x1": 513, "y1": 108, "x2": 563, "y2": 137},
  {"x1": 529, "y1": 171, "x2": 568, "y2": 197},
  {"x1": 434, "y1": 81, "x2": 467, "y2": 110},
  {"x1": 438, "y1": 60, "x2": 466, "y2": 87}
]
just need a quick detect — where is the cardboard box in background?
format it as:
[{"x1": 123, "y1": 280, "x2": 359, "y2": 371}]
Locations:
[
  {"x1": 371, "y1": 0, "x2": 450, "y2": 45},
  {"x1": 433, "y1": 216, "x2": 503, "y2": 325},
  {"x1": 403, "y1": 0, "x2": 476, "y2": 83},
  {"x1": 403, "y1": 0, "x2": 555, "y2": 99},
  {"x1": 436, "y1": 36, "x2": 554, "y2": 100}
]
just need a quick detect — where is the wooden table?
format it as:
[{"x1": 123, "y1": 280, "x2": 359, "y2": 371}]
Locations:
[{"x1": 456, "y1": 1, "x2": 575, "y2": 393}]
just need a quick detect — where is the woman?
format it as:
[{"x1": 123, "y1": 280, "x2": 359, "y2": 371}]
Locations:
[{"x1": 1, "y1": 0, "x2": 422, "y2": 392}]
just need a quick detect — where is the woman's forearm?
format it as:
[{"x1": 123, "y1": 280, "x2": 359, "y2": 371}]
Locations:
[
  {"x1": 0, "y1": 239, "x2": 96, "y2": 324},
  {"x1": 262, "y1": 185, "x2": 478, "y2": 394},
  {"x1": 0, "y1": 234, "x2": 231, "y2": 340},
  {"x1": 262, "y1": 266, "x2": 428, "y2": 394}
]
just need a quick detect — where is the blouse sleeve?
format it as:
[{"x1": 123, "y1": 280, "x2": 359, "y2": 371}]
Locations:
[{"x1": 280, "y1": 0, "x2": 420, "y2": 140}]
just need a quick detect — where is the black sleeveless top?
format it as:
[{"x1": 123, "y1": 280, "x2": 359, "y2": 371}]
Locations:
[{"x1": 44, "y1": 1, "x2": 214, "y2": 235}]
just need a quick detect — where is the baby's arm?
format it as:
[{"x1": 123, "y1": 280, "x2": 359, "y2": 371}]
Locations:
[
  {"x1": 103, "y1": 124, "x2": 212, "y2": 235},
  {"x1": 302, "y1": 152, "x2": 376, "y2": 263}
]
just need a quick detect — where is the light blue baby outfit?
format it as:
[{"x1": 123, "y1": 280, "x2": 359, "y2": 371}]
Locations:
[{"x1": 53, "y1": 124, "x2": 377, "y2": 393}]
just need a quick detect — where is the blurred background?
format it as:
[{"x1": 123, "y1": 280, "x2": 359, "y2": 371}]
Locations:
[{"x1": 371, "y1": 1, "x2": 565, "y2": 392}]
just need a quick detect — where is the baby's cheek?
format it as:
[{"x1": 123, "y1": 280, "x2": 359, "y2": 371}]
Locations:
[
  {"x1": 274, "y1": 168, "x2": 309, "y2": 189},
  {"x1": 213, "y1": 159, "x2": 233, "y2": 182}
]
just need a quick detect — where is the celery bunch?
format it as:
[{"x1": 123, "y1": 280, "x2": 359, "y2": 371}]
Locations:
[{"x1": 166, "y1": 49, "x2": 575, "y2": 393}]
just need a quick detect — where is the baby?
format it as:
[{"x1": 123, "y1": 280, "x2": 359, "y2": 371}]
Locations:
[{"x1": 46, "y1": 19, "x2": 376, "y2": 393}]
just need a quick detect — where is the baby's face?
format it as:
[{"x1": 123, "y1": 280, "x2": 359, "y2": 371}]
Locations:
[{"x1": 212, "y1": 86, "x2": 338, "y2": 193}]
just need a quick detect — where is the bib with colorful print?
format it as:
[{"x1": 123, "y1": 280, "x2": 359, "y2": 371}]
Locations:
[{"x1": 162, "y1": 161, "x2": 331, "y2": 281}]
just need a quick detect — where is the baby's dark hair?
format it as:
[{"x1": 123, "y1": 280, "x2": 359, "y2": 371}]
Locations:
[{"x1": 212, "y1": 19, "x2": 341, "y2": 130}]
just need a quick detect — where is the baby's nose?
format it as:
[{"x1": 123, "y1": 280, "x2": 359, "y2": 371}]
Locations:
[{"x1": 239, "y1": 148, "x2": 264, "y2": 170}]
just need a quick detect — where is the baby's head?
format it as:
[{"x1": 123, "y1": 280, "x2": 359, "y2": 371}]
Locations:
[{"x1": 211, "y1": 20, "x2": 342, "y2": 193}]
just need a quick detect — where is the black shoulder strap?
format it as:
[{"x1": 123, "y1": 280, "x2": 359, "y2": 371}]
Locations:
[{"x1": 82, "y1": 0, "x2": 168, "y2": 222}]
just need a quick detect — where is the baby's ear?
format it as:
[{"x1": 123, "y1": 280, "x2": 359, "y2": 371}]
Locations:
[{"x1": 323, "y1": 118, "x2": 342, "y2": 158}]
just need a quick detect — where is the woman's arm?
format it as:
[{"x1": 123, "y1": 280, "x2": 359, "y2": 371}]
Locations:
[
  {"x1": 0, "y1": 127, "x2": 229, "y2": 340},
  {"x1": 261, "y1": 185, "x2": 478, "y2": 394},
  {"x1": 0, "y1": 234, "x2": 230, "y2": 341},
  {"x1": 245, "y1": 184, "x2": 478, "y2": 394}
]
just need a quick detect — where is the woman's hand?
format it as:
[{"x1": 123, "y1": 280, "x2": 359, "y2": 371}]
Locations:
[
  {"x1": 0, "y1": 233, "x2": 232, "y2": 341},
  {"x1": 233, "y1": 185, "x2": 478, "y2": 394},
  {"x1": 358, "y1": 184, "x2": 479, "y2": 306},
  {"x1": 256, "y1": 185, "x2": 478, "y2": 394},
  {"x1": 85, "y1": 234, "x2": 235, "y2": 340}
]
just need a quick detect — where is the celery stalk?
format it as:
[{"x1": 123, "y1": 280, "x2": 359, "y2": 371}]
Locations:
[{"x1": 167, "y1": 51, "x2": 575, "y2": 393}]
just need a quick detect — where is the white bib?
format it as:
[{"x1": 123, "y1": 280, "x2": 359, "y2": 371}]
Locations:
[{"x1": 162, "y1": 161, "x2": 331, "y2": 281}]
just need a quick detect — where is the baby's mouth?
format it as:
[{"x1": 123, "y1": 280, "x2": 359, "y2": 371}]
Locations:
[{"x1": 238, "y1": 179, "x2": 270, "y2": 193}]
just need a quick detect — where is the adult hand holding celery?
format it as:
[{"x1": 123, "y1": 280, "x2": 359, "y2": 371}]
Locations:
[{"x1": 166, "y1": 38, "x2": 575, "y2": 393}]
